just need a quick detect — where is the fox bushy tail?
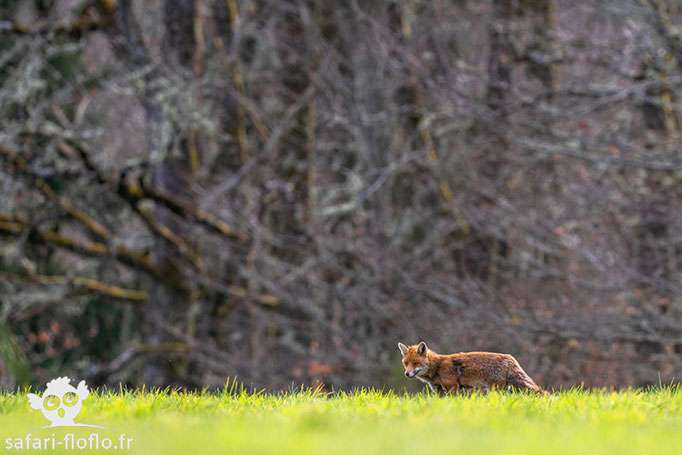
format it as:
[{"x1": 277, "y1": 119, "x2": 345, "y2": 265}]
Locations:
[{"x1": 507, "y1": 369, "x2": 547, "y2": 394}]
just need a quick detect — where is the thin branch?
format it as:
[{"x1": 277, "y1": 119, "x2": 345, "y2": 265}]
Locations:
[
  {"x1": 201, "y1": 82, "x2": 318, "y2": 208},
  {"x1": 0, "y1": 146, "x2": 111, "y2": 240},
  {"x1": 0, "y1": 271, "x2": 147, "y2": 302}
]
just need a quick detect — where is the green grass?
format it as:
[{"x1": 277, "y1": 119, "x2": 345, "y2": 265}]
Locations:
[{"x1": 2, "y1": 386, "x2": 682, "y2": 454}]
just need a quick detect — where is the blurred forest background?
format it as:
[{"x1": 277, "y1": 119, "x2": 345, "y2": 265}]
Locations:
[{"x1": 2, "y1": 0, "x2": 682, "y2": 391}]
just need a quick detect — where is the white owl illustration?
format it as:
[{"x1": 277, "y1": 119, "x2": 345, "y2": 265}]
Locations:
[{"x1": 27, "y1": 377, "x2": 90, "y2": 426}]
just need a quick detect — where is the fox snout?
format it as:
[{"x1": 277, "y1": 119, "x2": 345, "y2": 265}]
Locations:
[{"x1": 404, "y1": 368, "x2": 424, "y2": 378}]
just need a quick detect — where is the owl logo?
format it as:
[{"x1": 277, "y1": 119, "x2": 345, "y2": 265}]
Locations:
[{"x1": 27, "y1": 377, "x2": 90, "y2": 427}]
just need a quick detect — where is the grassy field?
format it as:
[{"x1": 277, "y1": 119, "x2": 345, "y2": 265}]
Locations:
[{"x1": 1, "y1": 385, "x2": 682, "y2": 454}]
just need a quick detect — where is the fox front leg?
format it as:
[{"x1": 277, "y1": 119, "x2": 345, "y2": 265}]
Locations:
[
  {"x1": 443, "y1": 383, "x2": 459, "y2": 396},
  {"x1": 427, "y1": 382, "x2": 448, "y2": 396},
  {"x1": 425, "y1": 382, "x2": 437, "y2": 394}
]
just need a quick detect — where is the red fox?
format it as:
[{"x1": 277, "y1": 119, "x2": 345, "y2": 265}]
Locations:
[{"x1": 398, "y1": 341, "x2": 545, "y2": 395}]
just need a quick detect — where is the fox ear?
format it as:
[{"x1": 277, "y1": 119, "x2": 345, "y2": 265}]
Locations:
[
  {"x1": 417, "y1": 341, "x2": 428, "y2": 355},
  {"x1": 398, "y1": 342, "x2": 409, "y2": 356}
]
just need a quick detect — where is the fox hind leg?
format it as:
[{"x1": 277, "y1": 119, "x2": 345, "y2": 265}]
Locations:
[{"x1": 506, "y1": 371, "x2": 542, "y2": 393}]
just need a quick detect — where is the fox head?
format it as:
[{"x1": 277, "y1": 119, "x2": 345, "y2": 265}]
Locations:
[{"x1": 398, "y1": 341, "x2": 430, "y2": 378}]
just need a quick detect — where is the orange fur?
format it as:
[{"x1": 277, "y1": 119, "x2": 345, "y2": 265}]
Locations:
[{"x1": 398, "y1": 341, "x2": 546, "y2": 395}]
